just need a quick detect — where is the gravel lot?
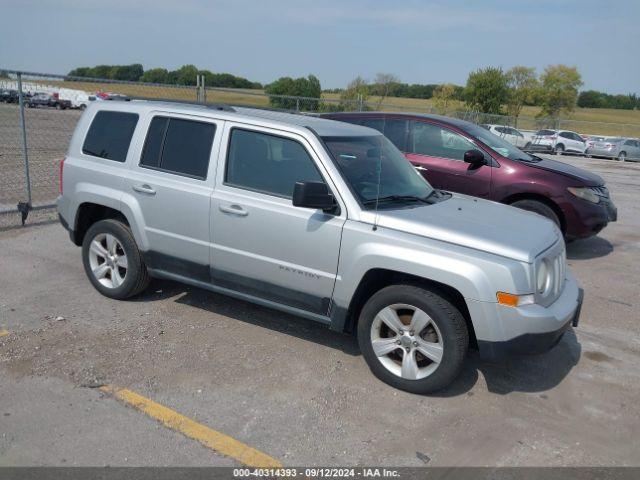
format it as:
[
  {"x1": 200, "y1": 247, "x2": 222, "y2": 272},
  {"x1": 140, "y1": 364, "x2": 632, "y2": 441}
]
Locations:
[{"x1": 1, "y1": 152, "x2": 639, "y2": 466}]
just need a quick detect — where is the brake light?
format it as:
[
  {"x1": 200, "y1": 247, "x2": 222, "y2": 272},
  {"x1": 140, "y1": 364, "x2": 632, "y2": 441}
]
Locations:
[
  {"x1": 59, "y1": 157, "x2": 65, "y2": 195},
  {"x1": 549, "y1": 135, "x2": 557, "y2": 140}
]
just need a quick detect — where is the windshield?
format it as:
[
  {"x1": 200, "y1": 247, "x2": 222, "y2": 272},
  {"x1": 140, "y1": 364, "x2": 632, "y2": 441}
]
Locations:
[
  {"x1": 322, "y1": 135, "x2": 434, "y2": 207},
  {"x1": 461, "y1": 123, "x2": 535, "y2": 161}
]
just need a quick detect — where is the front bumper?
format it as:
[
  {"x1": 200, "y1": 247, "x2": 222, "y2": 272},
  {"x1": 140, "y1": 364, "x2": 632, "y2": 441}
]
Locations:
[
  {"x1": 471, "y1": 272, "x2": 583, "y2": 362},
  {"x1": 561, "y1": 194, "x2": 617, "y2": 239}
]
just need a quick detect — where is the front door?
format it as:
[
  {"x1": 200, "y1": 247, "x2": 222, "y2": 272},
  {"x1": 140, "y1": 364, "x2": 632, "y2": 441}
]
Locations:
[
  {"x1": 210, "y1": 124, "x2": 345, "y2": 315},
  {"x1": 405, "y1": 120, "x2": 492, "y2": 198}
]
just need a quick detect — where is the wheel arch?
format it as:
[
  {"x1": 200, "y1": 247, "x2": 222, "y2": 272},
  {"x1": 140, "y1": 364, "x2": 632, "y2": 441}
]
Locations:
[
  {"x1": 501, "y1": 192, "x2": 566, "y2": 234},
  {"x1": 337, "y1": 268, "x2": 477, "y2": 349},
  {"x1": 73, "y1": 202, "x2": 130, "y2": 246}
]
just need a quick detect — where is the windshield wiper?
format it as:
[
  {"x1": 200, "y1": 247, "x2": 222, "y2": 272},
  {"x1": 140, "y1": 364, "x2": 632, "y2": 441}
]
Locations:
[{"x1": 363, "y1": 194, "x2": 433, "y2": 206}]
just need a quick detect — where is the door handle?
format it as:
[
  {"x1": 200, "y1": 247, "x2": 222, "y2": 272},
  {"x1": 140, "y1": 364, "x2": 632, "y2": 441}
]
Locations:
[
  {"x1": 132, "y1": 184, "x2": 156, "y2": 195},
  {"x1": 219, "y1": 204, "x2": 248, "y2": 217}
]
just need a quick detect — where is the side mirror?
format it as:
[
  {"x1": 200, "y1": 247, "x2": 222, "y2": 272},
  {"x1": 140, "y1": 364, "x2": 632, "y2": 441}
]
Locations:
[
  {"x1": 463, "y1": 149, "x2": 486, "y2": 167},
  {"x1": 292, "y1": 181, "x2": 336, "y2": 212}
]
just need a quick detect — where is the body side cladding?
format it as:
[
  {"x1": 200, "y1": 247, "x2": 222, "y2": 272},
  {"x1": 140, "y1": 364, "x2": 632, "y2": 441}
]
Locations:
[
  {"x1": 148, "y1": 269, "x2": 332, "y2": 326},
  {"x1": 141, "y1": 249, "x2": 331, "y2": 318}
]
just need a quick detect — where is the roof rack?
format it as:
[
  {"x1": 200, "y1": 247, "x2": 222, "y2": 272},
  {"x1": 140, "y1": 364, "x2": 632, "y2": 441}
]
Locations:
[{"x1": 124, "y1": 96, "x2": 236, "y2": 112}]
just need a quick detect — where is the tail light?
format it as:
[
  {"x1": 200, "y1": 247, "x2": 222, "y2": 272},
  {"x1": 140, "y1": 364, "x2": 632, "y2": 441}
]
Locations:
[
  {"x1": 59, "y1": 157, "x2": 65, "y2": 195},
  {"x1": 549, "y1": 135, "x2": 557, "y2": 140}
]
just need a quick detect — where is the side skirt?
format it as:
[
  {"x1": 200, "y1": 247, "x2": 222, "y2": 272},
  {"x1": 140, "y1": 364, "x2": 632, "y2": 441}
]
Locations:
[{"x1": 148, "y1": 268, "x2": 333, "y2": 327}]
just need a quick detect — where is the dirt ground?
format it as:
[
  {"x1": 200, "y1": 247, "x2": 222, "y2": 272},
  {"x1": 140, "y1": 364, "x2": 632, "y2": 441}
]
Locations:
[{"x1": 1, "y1": 156, "x2": 639, "y2": 467}]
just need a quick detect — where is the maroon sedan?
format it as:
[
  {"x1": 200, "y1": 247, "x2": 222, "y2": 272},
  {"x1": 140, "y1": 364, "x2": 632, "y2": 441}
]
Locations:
[{"x1": 321, "y1": 112, "x2": 617, "y2": 240}]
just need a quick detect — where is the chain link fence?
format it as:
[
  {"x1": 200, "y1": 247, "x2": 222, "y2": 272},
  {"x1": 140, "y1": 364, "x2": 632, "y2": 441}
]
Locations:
[{"x1": 2, "y1": 69, "x2": 639, "y2": 224}]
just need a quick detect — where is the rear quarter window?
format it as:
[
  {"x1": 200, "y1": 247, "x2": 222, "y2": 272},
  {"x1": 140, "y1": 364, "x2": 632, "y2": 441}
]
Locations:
[{"x1": 82, "y1": 111, "x2": 139, "y2": 162}]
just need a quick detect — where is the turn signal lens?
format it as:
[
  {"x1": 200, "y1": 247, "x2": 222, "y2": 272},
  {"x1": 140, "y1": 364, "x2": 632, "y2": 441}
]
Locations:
[{"x1": 497, "y1": 292, "x2": 535, "y2": 308}]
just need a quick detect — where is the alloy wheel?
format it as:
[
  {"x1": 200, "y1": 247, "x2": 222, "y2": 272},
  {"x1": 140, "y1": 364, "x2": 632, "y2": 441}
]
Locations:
[
  {"x1": 370, "y1": 304, "x2": 444, "y2": 380},
  {"x1": 88, "y1": 233, "x2": 128, "y2": 289}
]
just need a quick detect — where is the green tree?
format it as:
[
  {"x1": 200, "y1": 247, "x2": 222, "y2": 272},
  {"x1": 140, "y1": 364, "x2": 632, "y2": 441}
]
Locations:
[
  {"x1": 172, "y1": 64, "x2": 199, "y2": 85},
  {"x1": 538, "y1": 65, "x2": 583, "y2": 118},
  {"x1": 464, "y1": 67, "x2": 508, "y2": 114},
  {"x1": 433, "y1": 83, "x2": 456, "y2": 113},
  {"x1": 371, "y1": 72, "x2": 401, "y2": 108},
  {"x1": 339, "y1": 76, "x2": 369, "y2": 111},
  {"x1": 140, "y1": 68, "x2": 169, "y2": 84},
  {"x1": 265, "y1": 75, "x2": 322, "y2": 110},
  {"x1": 110, "y1": 64, "x2": 143, "y2": 81},
  {"x1": 505, "y1": 66, "x2": 538, "y2": 118}
]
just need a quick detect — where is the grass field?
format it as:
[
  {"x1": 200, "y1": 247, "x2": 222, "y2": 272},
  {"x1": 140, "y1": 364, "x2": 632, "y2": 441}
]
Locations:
[{"x1": 22, "y1": 78, "x2": 640, "y2": 137}]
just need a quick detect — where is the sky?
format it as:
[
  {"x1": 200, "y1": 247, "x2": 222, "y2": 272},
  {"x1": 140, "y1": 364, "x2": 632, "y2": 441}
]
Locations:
[{"x1": 1, "y1": 0, "x2": 638, "y2": 94}]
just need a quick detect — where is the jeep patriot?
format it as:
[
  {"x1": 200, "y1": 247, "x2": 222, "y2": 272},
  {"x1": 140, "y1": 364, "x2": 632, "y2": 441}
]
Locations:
[{"x1": 57, "y1": 101, "x2": 583, "y2": 393}]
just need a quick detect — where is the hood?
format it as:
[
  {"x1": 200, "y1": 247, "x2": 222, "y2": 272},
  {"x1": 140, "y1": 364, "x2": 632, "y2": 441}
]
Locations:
[
  {"x1": 375, "y1": 194, "x2": 560, "y2": 263},
  {"x1": 525, "y1": 157, "x2": 604, "y2": 185}
]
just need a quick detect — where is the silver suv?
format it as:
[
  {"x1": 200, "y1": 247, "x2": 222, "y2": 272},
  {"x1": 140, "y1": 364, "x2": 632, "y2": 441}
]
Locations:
[{"x1": 57, "y1": 101, "x2": 583, "y2": 393}]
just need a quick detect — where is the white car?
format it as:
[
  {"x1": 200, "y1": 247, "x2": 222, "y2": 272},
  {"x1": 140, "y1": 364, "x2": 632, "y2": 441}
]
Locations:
[
  {"x1": 481, "y1": 124, "x2": 532, "y2": 148},
  {"x1": 529, "y1": 129, "x2": 587, "y2": 155}
]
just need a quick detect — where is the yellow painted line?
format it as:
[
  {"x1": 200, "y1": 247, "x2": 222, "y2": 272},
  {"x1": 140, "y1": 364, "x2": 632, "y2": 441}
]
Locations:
[
  {"x1": 0, "y1": 330, "x2": 9, "y2": 338},
  {"x1": 99, "y1": 385, "x2": 282, "y2": 468}
]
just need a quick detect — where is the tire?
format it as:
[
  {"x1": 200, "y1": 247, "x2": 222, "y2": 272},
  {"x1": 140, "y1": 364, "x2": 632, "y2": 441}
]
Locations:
[
  {"x1": 357, "y1": 284, "x2": 468, "y2": 394},
  {"x1": 618, "y1": 151, "x2": 626, "y2": 162},
  {"x1": 80, "y1": 104, "x2": 87, "y2": 111},
  {"x1": 511, "y1": 199, "x2": 561, "y2": 229},
  {"x1": 81, "y1": 219, "x2": 150, "y2": 299},
  {"x1": 554, "y1": 144, "x2": 565, "y2": 155}
]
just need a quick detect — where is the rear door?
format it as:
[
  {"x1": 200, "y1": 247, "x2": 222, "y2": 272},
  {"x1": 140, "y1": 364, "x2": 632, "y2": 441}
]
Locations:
[
  {"x1": 124, "y1": 113, "x2": 222, "y2": 280},
  {"x1": 209, "y1": 123, "x2": 346, "y2": 316},
  {"x1": 405, "y1": 120, "x2": 492, "y2": 198}
]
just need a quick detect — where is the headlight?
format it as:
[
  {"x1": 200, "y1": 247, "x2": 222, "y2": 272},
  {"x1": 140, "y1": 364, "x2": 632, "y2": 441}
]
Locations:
[
  {"x1": 567, "y1": 186, "x2": 600, "y2": 204},
  {"x1": 536, "y1": 258, "x2": 553, "y2": 295}
]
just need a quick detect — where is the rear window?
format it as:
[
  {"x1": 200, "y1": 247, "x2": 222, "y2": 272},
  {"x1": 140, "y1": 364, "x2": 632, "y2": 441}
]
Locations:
[
  {"x1": 82, "y1": 111, "x2": 138, "y2": 162},
  {"x1": 140, "y1": 116, "x2": 216, "y2": 179}
]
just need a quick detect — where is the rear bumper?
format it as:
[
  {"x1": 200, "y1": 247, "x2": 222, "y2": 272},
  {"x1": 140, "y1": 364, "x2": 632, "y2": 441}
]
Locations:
[
  {"x1": 56, "y1": 196, "x2": 77, "y2": 244},
  {"x1": 586, "y1": 148, "x2": 618, "y2": 158},
  {"x1": 477, "y1": 288, "x2": 583, "y2": 362},
  {"x1": 527, "y1": 143, "x2": 554, "y2": 152}
]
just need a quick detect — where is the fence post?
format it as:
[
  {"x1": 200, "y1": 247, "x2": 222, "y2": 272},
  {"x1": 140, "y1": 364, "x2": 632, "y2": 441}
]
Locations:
[
  {"x1": 358, "y1": 94, "x2": 364, "y2": 112},
  {"x1": 16, "y1": 72, "x2": 32, "y2": 224},
  {"x1": 201, "y1": 75, "x2": 206, "y2": 104},
  {"x1": 296, "y1": 98, "x2": 300, "y2": 112}
]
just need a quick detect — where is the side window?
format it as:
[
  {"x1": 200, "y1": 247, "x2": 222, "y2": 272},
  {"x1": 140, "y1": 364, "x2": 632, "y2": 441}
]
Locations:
[
  {"x1": 225, "y1": 129, "x2": 324, "y2": 198},
  {"x1": 383, "y1": 119, "x2": 408, "y2": 151},
  {"x1": 573, "y1": 133, "x2": 584, "y2": 142},
  {"x1": 82, "y1": 111, "x2": 139, "y2": 162},
  {"x1": 559, "y1": 132, "x2": 571, "y2": 139},
  {"x1": 409, "y1": 121, "x2": 476, "y2": 161},
  {"x1": 623, "y1": 140, "x2": 634, "y2": 146},
  {"x1": 140, "y1": 116, "x2": 215, "y2": 179},
  {"x1": 510, "y1": 128, "x2": 524, "y2": 137},
  {"x1": 360, "y1": 118, "x2": 385, "y2": 134},
  {"x1": 495, "y1": 126, "x2": 508, "y2": 134}
]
